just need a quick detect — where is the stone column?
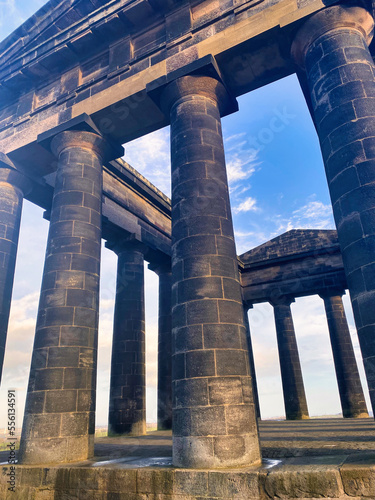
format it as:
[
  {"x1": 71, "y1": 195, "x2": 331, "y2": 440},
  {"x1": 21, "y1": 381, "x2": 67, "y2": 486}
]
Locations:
[
  {"x1": 0, "y1": 155, "x2": 31, "y2": 384},
  {"x1": 108, "y1": 244, "x2": 146, "y2": 436},
  {"x1": 149, "y1": 259, "x2": 173, "y2": 431},
  {"x1": 272, "y1": 298, "x2": 309, "y2": 420},
  {"x1": 291, "y1": 5, "x2": 375, "y2": 413},
  {"x1": 19, "y1": 130, "x2": 113, "y2": 464},
  {"x1": 320, "y1": 291, "x2": 368, "y2": 418},
  {"x1": 161, "y1": 75, "x2": 261, "y2": 468},
  {"x1": 244, "y1": 305, "x2": 261, "y2": 419}
]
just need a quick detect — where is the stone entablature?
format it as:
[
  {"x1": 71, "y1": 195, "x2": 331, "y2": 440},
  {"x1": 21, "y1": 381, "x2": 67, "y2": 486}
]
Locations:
[
  {"x1": 21, "y1": 151, "x2": 172, "y2": 258},
  {"x1": 240, "y1": 229, "x2": 347, "y2": 304},
  {"x1": 0, "y1": 0, "x2": 338, "y2": 161}
]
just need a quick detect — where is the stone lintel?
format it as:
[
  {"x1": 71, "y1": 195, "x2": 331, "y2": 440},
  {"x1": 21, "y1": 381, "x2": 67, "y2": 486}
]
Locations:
[{"x1": 146, "y1": 54, "x2": 238, "y2": 118}]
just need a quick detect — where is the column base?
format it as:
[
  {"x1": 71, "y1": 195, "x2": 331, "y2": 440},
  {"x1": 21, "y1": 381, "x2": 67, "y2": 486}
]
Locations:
[
  {"x1": 173, "y1": 434, "x2": 261, "y2": 469},
  {"x1": 19, "y1": 435, "x2": 94, "y2": 465},
  {"x1": 286, "y1": 414, "x2": 310, "y2": 421},
  {"x1": 108, "y1": 422, "x2": 146, "y2": 437},
  {"x1": 343, "y1": 411, "x2": 369, "y2": 419}
]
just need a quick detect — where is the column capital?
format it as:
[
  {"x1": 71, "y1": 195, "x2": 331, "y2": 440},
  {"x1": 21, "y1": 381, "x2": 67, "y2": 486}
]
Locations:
[
  {"x1": 38, "y1": 113, "x2": 124, "y2": 163},
  {"x1": 147, "y1": 55, "x2": 238, "y2": 118},
  {"x1": 148, "y1": 256, "x2": 171, "y2": 276},
  {"x1": 161, "y1": 75, "x2": 234, "y2": 117},
  {"x1": 291, "y1": 5, "x2": 374, "y2": 68},
  {"x1": 51, "y1": 130, "x2": 117, "y2": 163},
  {"x1": 243, "y1": 302, "x2": 254, "y2": 312},
  {"x1": 269, "y1": 296, "x2": 295, "y2": 308},
  {"x1": 319, "y1": 289, "x2": 346, "y2": 300},
  {"x1": 105, "y1": 237, "x2": 147, "y2": 257},
  {"x1": 0, "y1": 153, "x2": 32, "y2": 196}
]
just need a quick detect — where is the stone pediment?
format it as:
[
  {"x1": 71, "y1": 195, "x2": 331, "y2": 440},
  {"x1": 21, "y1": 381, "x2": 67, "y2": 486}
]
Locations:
[{"x1": 240, "y1": 229, "x2": 339, "y2": 265}]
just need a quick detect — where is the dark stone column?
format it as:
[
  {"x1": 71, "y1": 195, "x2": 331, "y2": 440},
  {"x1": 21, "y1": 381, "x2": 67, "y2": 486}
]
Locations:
[
  {"x1": 162, "y1": 75, "x2": 261, "y2": 468},
  {"x1": 19, "y1": 130, "x2": 114, "y2": 464},
  {"x1": 149, "y1": 259, "x2": 173, "y2": 431},
  {"x1": 272, "y1": 298, "x2": 309, "y2": 420},
  {"x1": 108, "y1": 244, "x2": 146, "y2": 436},
  {"x1": 291, "y1": 5, "x2": 375, "y2": 413},
  {"x1": 244, "y1": 305, "x2": 261, "y2": 419},
  {"x1": 0, "y1": 155, "x2": 31, "y2": 384},
  {"x1": 320, "y1": 291, "x2": 368, "y2": 418}
]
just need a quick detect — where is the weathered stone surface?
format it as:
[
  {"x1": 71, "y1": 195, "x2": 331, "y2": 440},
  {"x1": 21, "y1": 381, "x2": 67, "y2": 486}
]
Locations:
[
  {"x1": 0, "y1": 0, "x2": 338, "y2": 161},
  {"x1": 150, "y1": 259, "x2": 173, "y2": 431},
  {"x1": 292, "y1": 5, "x2": 375, "y2": 415},
  {"x1": 244, "y1": 306, "x2": 261, "y2": 419},
  {"x1": 108, "y1": 244, "x2": 146, "y2": 437},
  {"x1": 272, "y1": 298, "x2": 309, "y2": 421},
  {"x1": 19, "y1": 130, "x2": 109, "y2": 465},
  {"x1": 241, "y1": 229, "x2": 347, "y2": 305},
  {"x1": 0, "y1": 159, "x2": 31, "y2": 383},
  {"x1": 164, "y1": 74, "x2": 260, "y2": 468},
  {"x1": 321, "y1": 292, "x2": 368, "y2": 419}
]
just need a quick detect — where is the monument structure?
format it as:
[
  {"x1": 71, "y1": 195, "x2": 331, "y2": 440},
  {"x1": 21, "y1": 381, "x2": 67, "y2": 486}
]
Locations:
[{"x1": 0, "y1": 0, "x2": 374, "y2": 497}]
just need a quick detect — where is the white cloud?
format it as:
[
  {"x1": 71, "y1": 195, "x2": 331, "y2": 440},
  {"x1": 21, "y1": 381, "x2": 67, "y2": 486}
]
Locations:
[
  {"x1": 267, "y1": 197, "x2": 335, "y2": 238},
  {"x1": 124, "y1": 128, "x2": 171, "y2": 196},
  {"x1": 292, "y1": 200, "x2": 334, "y2": 228},
  {"x1": 226, "y1": 154, "x2": 258, "y2": 184},
  {"x1": 0, "y1": 0, "x2": 46, "y2": 41},
  {"x1": 233, "y1": 196, "x2": 259, "y2": 214}
]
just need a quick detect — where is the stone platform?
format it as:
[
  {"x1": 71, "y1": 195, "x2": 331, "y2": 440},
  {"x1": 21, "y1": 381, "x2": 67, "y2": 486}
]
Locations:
[{"x1": 1, "y1": 418, "x2": 375, "y2": 499}]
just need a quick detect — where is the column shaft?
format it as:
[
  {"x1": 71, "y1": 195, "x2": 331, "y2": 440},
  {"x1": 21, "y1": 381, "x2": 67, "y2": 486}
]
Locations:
[
  {"x1": 244, "y1": 308, "x2": 261, "y2": 419},
  {"x1": 323, "y1": 294, "x2": 368, "y2": 418},
  {"x1": 164, "y1": 75, "x2": 261, "y2": 468},
  {"x1": 273, "y1": 302, "x2": 309, "y2": 420},
  {"x1": 0, "y1": 166, "x2": 29, "y2": 384},
  {"x1": 108, "y1": 249, "x2": 146, "y2": 436},
  {"x1": 292, "y1": 5, "x2": 375, "y2": 413},
  {"x1": 19, "y1": 130, "x2": 107, "y2": 464},
  {"x1": 157, "y1": 269, "x2": 172, "y2": 431}
]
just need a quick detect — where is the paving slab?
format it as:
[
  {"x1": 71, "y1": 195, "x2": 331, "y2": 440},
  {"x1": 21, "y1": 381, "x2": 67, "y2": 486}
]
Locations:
[{"x1": 1, "y1": 418, "x2": 375, "y2": 499}]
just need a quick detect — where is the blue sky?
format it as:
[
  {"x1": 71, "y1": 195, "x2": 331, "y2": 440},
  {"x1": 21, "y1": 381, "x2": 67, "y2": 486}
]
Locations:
[{"x1": 0, "y1": 1, "x2": 371, "y2": 430}]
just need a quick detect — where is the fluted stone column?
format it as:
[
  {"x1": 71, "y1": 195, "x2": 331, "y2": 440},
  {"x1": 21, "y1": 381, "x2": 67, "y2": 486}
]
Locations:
[
  {"x1": 0, "y1": 155, "x2": 31, "y2": 384},
  {"x1": 161, "y1": 75, "x2": 261, "y2": 468},
  {"x1": 149, "y1": 259, "x2": 172, "y2": 431},
  {"x1": 108, "y1": 245, "x2": 146, "y2": 436},
  {"x1": 19, "y1": 130, "x2": 116, "y2": 465},
  {"x1": 272, "y1": 298, "x2": 309, "y2": 420},
  {"x1": 244, "y1": 306, "x2": 261, "y2": 419},
  {"x1": 320, "y1": 291, "x2": 368, "y2": 418},
  {"x1": 292, "y1": 5, "x2": 375, "y2": 414}
]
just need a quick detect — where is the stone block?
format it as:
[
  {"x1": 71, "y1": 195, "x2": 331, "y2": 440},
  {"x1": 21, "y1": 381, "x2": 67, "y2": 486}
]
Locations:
[
  {"x1": 174, "y1": 378, "x2": 209, "y2": 408},
  {"x1": 45, "y1": 390, "x2": 77, "y2": 413},
  {"x1": 262, "y1": 467, "x2": 344, "y2": 499},
  {"x1": 215, "y1": 349, "x2": 248, "y2": 376},
  {"x1": 47, "y1": 347, "x2": 79, "y2": 368},
  {"x1": 186, "y1": 350, "x2": 215, "y2": 378},
  {"x1": 34, "y1": 368, "x2": 64, "y2": 390},
  {"x1": 203, "y1": 323, "x2": 241, "y2": 349},
  {"x1": 174, "y1": 324, "x2": 203, "y2": 352},
  {"x1": 174, "y1": 470, "x2": 208, "y2": 496}
]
